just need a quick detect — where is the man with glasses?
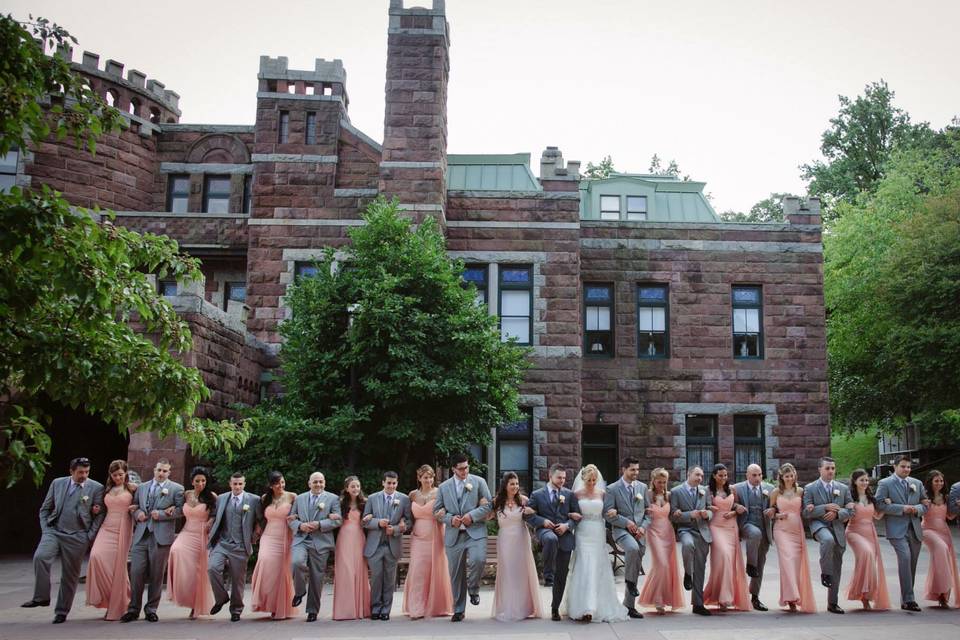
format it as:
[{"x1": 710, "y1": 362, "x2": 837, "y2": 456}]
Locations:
[{"x1": 23, "y1": 457, "x2": 105, "y2": 624}]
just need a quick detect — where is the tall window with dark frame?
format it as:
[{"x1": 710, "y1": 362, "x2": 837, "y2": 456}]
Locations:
[
  {"x1": 166, "y1": 174, "x2": 190, "y2": 213},
  {"x1": 278, "y1": 111, "x2": 290, "y2": 143},
  {"x1": 462, "y1": 264, "x2": 488, "y2": 307},
  {"x1": 582, "y1": 423, "x2": 619, "y2": 485},
  {"x1": 497, "y1": 409, "x2": 533, "y2": 492},
  {"x1": 499, "y1": 265, "x2": 532, "y2": 345},
  {"x1": 599, "y1": 195, "x2": 620, "y2": 221},
  {"x1": 732, "y1": 285, "x2": 763, "y2": 358},
  {"x1": 305, "y1": 112, "x2": 317, "y2": 145},
  {"x1": 637, "y1": 285, "x2": 669, "y2": 358},
  {"x1": 626, "y1": 195, "x2": 647, "y2": 221},
  {"x1": 294, "y1": 261, "x2": 320, "y2": 279},
  {"x1": 203, "y1": 175, "x2": 231, "y2": 214},
  {"x1": 223, "y1": 281, "x2": 246, "y2": 311},
  {"x1": 242, "y1": 175, "x2": 252, "y2": 214},
  {"x1": 685, "y1": 414, "x2": 718, "y2": 471},
  {"x1": 584, "y1": 284, "x2": 613, "y2": 356},
  {"x1": 0, "y1": 145, "x2": 18, "y2": 192},
  {"x1": 733, "y1": 415, "x2": 766, "y2": 481}
]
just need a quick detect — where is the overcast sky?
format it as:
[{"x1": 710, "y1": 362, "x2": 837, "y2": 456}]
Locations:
[{"x1": 10, "y1": 0, "x2": 960, "y2": 213}]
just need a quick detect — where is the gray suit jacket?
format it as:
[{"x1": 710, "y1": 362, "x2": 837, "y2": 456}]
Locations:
[
  {"x1": 434, "y1": 474, "x2": 492, "y2": 545},
  {"x1": 604, "y1": 478, "x2": 652, "y2": 546},
  {"x1": 733, "y1": 480, "x2": 774, "y2": 544},
  {"x1": 875, "y1": 474, "x2": 927, "y2": 540},
  {"x1": 208, "y1": 491, "x2": 260, "y2": 555},
  {"x1": 949, "y1": 481, "x2": 960, "y2": 517},
  {"x1": 801, "y1": 480, "x2": 852, "y2": 547},
  {"x1": 362, "y1": 491, "x2": 412, "y2": 559},
  {"x1": 132, "y1": 479, "x2": 185, "y2": 546},
  {"x1": 669, "y1": 484, "x2": 713, "y2": 543},
  {"x1": 39, "y1": 476, "x2": 106, "y2": 541},
  {"x1": 289, "y1": 491, "x2": 342, "y2": 551}
]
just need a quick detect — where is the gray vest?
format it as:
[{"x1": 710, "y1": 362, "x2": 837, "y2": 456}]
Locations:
[
  {"x1": 746, "y1": 485, "x2": 764, "y2": 528},
  {"x1": 57, "y1": 484, "x2": 85, "y2": 533},
  {"x1": 223, "y1": 497, "x2": 244, "y2": 545}
]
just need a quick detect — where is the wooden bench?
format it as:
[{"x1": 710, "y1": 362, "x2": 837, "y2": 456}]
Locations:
[{"x1": 396, "y1": 535, "x2": 498, "y2": 586}]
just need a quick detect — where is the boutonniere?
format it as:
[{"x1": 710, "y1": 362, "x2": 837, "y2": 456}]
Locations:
[
  {"x1": 634, "y1": 493, "x2": 643, "y2": 503},
  {"x1": 392, "y1": 498, "x2": 401, "y2": 508},
  {"x1": 909, "y1": 483, "x2": 917, "y2": 492},
  {"x1": 317, "y1": 502, "x2": 326, "y2": 511},
  {"x1": 464, "y1": 482, "x2": 473, "y2": 492},
  {"x1": 698, "y1": 487, "x2": 705, "y2": 496},
  {"x1": 884, "y1": 498, "x2": 892, "y2": 504},
  {"x1": 762, "y1": 489, "x2": 770, "y2": 497},
  {"x1": 242, "y1": 503, "x2": 251, "y2": 512},
  {"x1": 832, "y1": 489, "x2": 840, "y2": 497},
  {"x1": 558, "y1": 494, "x2": 566, "y2": 504},
  {"x1": 81, "y1": 495, "x2": 89, "y2": 504}
]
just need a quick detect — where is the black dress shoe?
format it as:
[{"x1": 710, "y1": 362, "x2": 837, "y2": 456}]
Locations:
[
  {"x1": 902, "y1": 601, "x2": 922, "y2": 612},
  {"x1": 746, "y1": 564, "x2": 759, "y2": 578},
  {"x1": 543, "y1": 578, "x2": 554, "y2": 587},
  {"x1": 52, "y1": 614, "x2": 66, "y2": 624},
  {"x1": 371, "y1": 613, "x2": 381, "y2": 620},
  {"x1": 627, "y1": 607, "x2": 644, "y2": 619},
  {"x1": 626, "y1": 580, "x2": 639, "y2": 597},
  {"x1": 230, "y1": 613, "x2": 241, "y2": 622},
  {"x1": 120, "y1": 612, "x2": 138, "y2": 623},
  {"x1": 21, "y1": 600, "x2": 50, "y2": 608},
  {"x1": 470, "y1": 593, "x2": 480, "y2": 606},
  {"x1": 683, "y1": 574, "x2": 692, "y2": 591},
  {"x1": 306, "y1": 612, "x2": 317, "y2": 622},
  {"x1": 751, "y1": 597, "x2": 768, "y2": 612},
  {"x1": 451, "y1": 612, "x2": 464, "y2": 622},
  {"x1": 821, "y1": 573, "x2": 833, "y2": 588},
  {"x1": 381, "y1": 613, "x2": 390, "y2": 621},
  {"x1": 827, "y1": 604, "x2": 845, "y2": 614},
  {"x1": 692, "y1": 605, "x2": 712, "y2": 616},
  {"x1": 551, "y1": 609, "x2": 561, "y2": 621},
  {"x1": 210, "y1": 600, "x2": 228, "y2": 615},
  {"x1": 292, "y1": 594, "x2": 303, "y2": 607}
]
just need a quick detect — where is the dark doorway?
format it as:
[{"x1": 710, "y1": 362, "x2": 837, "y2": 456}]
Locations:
[{"x1": 582, "y1": 423, "x2": 619, "y2": 486}]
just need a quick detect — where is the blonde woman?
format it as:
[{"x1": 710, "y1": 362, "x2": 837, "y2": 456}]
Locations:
[
  {"x1": 637, "y1": 468, "x2": 684, "y2": 613},
  {"x1": 770, "y1": 463, "x2": 816, "y2": 612}
]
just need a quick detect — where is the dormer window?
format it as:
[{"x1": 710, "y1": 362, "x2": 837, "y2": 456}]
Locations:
[
  {"x1": 600, "y1": 195, "x2": 620, "y2": 220},
  {"x1": 627, "y1": 196, "x2": 647, "y2": 221}
]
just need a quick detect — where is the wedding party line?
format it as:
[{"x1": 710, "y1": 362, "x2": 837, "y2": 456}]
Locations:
[{"x1": 22, "y1": 452, "x2": 960, "y2": 625}]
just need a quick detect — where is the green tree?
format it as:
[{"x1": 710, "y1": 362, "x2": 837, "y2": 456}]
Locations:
[
  {"x1": 720, "y1": 192, "x2": 799, "y2": 223},
  {"x1": 209, "y1": 198, "x2": 530, "y2": 488},
  {"x1": 0, "y1": 15, "x2": 248, "y2": 487},
  {"x1": 648, "y1": 153, "x2": 688, "y2": 180},
  {"x1": 582, "y1": 155, "x2": 615, "y2": 179}
]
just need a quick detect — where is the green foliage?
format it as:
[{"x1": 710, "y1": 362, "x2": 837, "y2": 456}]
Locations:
[
  {"x1": 209, "y1": 198, "x2": 530, "y2": 490},
  {"x1": 720, "y1": 192, "x2": 798, "y2": 223},
  {"x1": 582, "y1": 155, "x2": 615, "y2": 180},
  {"x1": 648, "y1": 154, "x2": 688, "y2": 180},
  {"x1": 830, "y1": 427, "x2": 879, "y2": 479}
]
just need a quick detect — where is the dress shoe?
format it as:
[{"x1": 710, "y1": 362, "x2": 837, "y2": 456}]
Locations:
[
  {"x1": 145, "y1": 612, "x2": 158, "y2": 622},
  {"x1": 52, "y1": 614, "x2": 66, "y2": 624},
  {"x1": 543, "y1": 578, "x2": 554, "y2": 587},
  {"x1": 451, "y1": 612, "x2": 464, "y2": 622},
  {"x1": 306, "y1": 612, "x2": 317, "y2": 622},
  {"x1": 470, "y1": 593, "x2": 480, "y2": 606},
  {"x1": 381, "y1": 613, "x2": 390, "y2": 621},
  {"x1": 901, "y1": 601, "x2": 922, "y2": 612},
  {"x1": 292, "y1": 594, "x2": 303, "y2": 607},
  {"x1": 579, "y1": 614, "x2": 592, "y2": 622},
  {"x1": 692, "y1": 605, "x2": 712, "y2": 616},
  {"x1": 371, "y1": 613, "x2": 381, "y2": 620},
  {"x1": 551, "y1": 609, "x2": 561, "y2": 621},
  {"x1": 627, "y1": 607, "x2": 644, "y2": 619},
  {"x1": 230, "y1": 613, "x2": 241, "y2": 622},
  {"x1": 827, "y1": 604, "x2": 845, "y2": 614},
  {"x1": 626, "y1": 580, "x2": 639, "y2": 597},
  {"x1": 683, "y1": 574, "x2": 692, "y2": 591},
  {"x1": 751, "y1": 597, "x2": 768, "y2": 612},
  {"x1": 21, "y1": 600, "x2": 50, "y2": 608},
  {"x1": 210, "y1": 600, "x2": 228, "y2": 615},
  {"x1": 821, "y1": 573, "x2": 833, "y2": 588},
  {"x1": 746, "y1": 564, "x2": 759, "y2": 578},
  {"x1": 120, "y1": 612, "x2": 138, "y2": 623}
]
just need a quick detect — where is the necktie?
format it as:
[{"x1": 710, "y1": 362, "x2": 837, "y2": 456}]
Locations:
[
  {"x1": 233, "y1": 496, "x2": 240, "y2": 511},
  {"x1": 551, "y1": 489, "x2": 557, "y2": 504},
  {"x1": 68, "y1": 482, "x2": 80, "y2": 497},
  {"x1": 385, "y1": 493, "x2": 391, "y2": 509},
  {"x1": 753, "y1": 485, "x2": 760, "y2": 498},
  {"x1": 311, "y1": 494, "x2": 318, "y2": 510},
  {"x1": 901, "y1": 479, "x2": 908, "y2": 494}
]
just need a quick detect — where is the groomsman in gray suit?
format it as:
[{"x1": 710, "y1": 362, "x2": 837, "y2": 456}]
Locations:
[
  {"x1": 875, "y1": 455, "x2": 927, "y2": 611},
  {"x1": 121, "y1": 458, "x2": 184, "y2": 623},
  {"x1": 433, "y1": 452, "x2": 492, "y2": 622},
  {"x1": 733, "y1": 463, "x2": 774, "y2": 611},
  {"x1": 949, "y1": 479, "x2": 960, "y2": 518},
  {"x1": 290, "y1": 471, "x2": 342, "y2": 622},
  {"x1": 604, "y1": 456, "x2": 649, "y2": 618},
  {"x1": 207, "y1": 472, "x2": 260, "y2": 622},
  {"x1": 801, "y1": 455, "x2": 852, "y2": 614},
  {"x1": 23, "y1": 457, "x2": 105, "y2": 624},
  {"x1": 363, "y1": 470, "x2": 412, "y2": 620},
  {"x1": 669, "y1": 466, "x2": 713, "y2": 616}
]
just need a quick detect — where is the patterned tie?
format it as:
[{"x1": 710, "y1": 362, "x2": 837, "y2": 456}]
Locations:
[
  {"x1": 68, "y1": 482, "x2": 80, "y2": 497},
  {"x1": 311, "y1": 493, "x2": 318, "y2": 511},
  {"x1": 901, "y1": 478, "x2": 908, "y2": 494},
  {"x1": 233, "y1": 495, "x2": 241, "y2": 511}
]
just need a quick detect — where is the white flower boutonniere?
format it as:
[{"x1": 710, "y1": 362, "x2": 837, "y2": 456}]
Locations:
[
  {"x1": 762, "y1": 489, "x2": 770, "y2": 497},
  {"x1": 464, "y1": 482, "x2": 474, "y2": 492},
  {"x1": 392, "y1": 498, "x2": 401, "y2": 508},
  {"x1": 81, "y1": 495, "x2": 89, "y2": 504},
  {"x1": 909, "y1": 483, "x2": 917, "y2": 493},
  {"x1": 242, "y1": 503, "x2": 251, "y2": 512},
  {"x1": 833, "y1": 489, "x2": 841, "y2": 497},
  {"x1": 558, "y1": 494, "x2": 566, "y2": 504},
  {"x1": 317, "y1": 502, "x2": 326, "y2": 511},
  {"x1": 884, "y1": 498, "x2": 892, "y2": 505},
  {"x1": 161, "y1": 488, "x2": 169, "y2": 496},
  {"x1": 698, "y1": 487, "x2": 705, "y2": 496}
]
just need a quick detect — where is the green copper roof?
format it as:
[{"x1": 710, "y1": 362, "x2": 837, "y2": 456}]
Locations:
[
  {"x1": 447, "y1": 153, "x2": 541, "y2": 191},
  {"x1": 580, "y1": 173, "x2": 720, "y2": 222}
]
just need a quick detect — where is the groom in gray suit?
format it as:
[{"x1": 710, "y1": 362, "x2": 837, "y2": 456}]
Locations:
[
  {"x1": 733, "y1": 463, "x2": 774, "y2": 611},
  {"x1": 875, "y1": 455, "x2": 926, "y2": 611},
  {"x1": 23, "y1": 457, "x2": 105, "y2": 624},
  {"x1": 121, "y1": 458, "x2": 184, "y2": 623},
  {"x1": 604, "y1": 455, "x2": 649, "y2": 618},
  {"x1": 434, "y1": 452, "x2": 492, "y2": 621},
  {"x1": 363, "y1": 470, "x2": 411, "y2": 620},
  {"x1": 290, "y1": 471, "x2": 342, "y2": 621},
  {"x1": 669, "y1": 465, "x2": 712, "y2": 616},
  {"x1": 802, "y1": 456, "x2": 852, "y2": 614},
  {"x1": 207, "y1": 472, "x2": 260, "y2": 622}
]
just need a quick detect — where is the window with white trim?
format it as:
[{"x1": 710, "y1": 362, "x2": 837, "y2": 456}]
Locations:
[{"x1": 600, "y1": 195, "x2": 620, "y2": 221}]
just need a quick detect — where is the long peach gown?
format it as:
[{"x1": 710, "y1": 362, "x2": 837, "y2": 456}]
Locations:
[
  {"x1": 703, "y1": 493, "x2": 751, "y2": 610},
  {"x1": 921, "y1": 502, "x2": 960, "y2": 606},
  {"x1": 402, "y1": 498, "x2": 453, "y2": 618},
  {"x1": 492, "y1": 504, "x2": 543, "y2": 621},
  {"x1": 332, "y1": 508, "x2": 371, "y2": 620},
  {"x1": 772, "y1": 493, "x2": 816, "y2": 612},
  {"x1": 250, "y1": 501, "x2": 297, "y2": 619},
  {"x1": 637, "y1": 498, "x2": 684, "y2": 610},
  {"x1": 85, "y1": 490, "x2": 133, "y2": 620},
  {"x1": 844, "y1": 502, "x2": 890, "y2": 609},
  {"x1": 166, "y1": 501, "x2": 214, "y2": 615}
]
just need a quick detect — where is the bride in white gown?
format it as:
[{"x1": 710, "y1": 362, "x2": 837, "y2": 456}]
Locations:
[{"x1": 562, "y1": 464, "x2": 628, "y2": 622}]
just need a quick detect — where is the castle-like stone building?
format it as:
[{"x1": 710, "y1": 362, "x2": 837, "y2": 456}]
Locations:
[{"x1": 10, "y1": 0, "x2": 828, "y2": 489}]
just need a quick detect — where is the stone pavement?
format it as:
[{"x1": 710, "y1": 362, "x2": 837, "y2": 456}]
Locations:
[{"x1": 0, "y1": 536, "x2": 958, "y2": 640}]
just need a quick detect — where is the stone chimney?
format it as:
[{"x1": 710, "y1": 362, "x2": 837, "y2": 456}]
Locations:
[
  {"x1": 539, "y1": 146, "x2": 581, "y2": 192},
  {"x1": 783, "y1": 196, "x2": 822, "y2": 226},
  {"x1": 378, "y1": 0, "x2": 450, "y2": 224}
]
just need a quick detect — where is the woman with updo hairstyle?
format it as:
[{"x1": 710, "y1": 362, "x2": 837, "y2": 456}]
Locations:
[
  {"x1": 166, "y1": 466, "x2": 217, "y2": 617},
  {"x1": 250, "y1": 471, "x2": 298, "y2": 619},
  {"x1": 637, "y1": 468, "x2": 684, "y2": 613},
  {"x1": 402, "y1": 465, "x2": 453, "y2": 619},
  {"x1": 85, "y1": 459, "x2": 136, "y2": 619}
]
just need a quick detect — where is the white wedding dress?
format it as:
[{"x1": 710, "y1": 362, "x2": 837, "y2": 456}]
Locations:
[{"x1": 562, "y1": 493, "x2": 629, "y2": 622}]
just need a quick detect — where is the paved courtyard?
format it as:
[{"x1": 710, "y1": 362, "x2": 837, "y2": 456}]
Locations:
[{"x1": 1, "y1": 535, "x2": 958, "y2": 640}]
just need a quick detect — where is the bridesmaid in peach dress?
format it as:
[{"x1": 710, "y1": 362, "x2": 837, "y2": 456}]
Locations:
[
  {"x1": 166, "y1": 466, "x2": 216, "y2": 618},
  {"x1": 332, "y1": 476, "x2": 372, "y2": 620},
  {"x1": 843, "y1": 469, "x2": 890, "y2": 610},
  {"x1": 770, "y1": 463, "x2": 816, "y2": 613},
  {"x1": 703, "y1": 464, "x2": 751, "y2": 612},
  {"x1": 921, "y1": 470, "x2": 960, "y2": 608},
  {"x1": 637, "y1": 467, "x2": 684, "y2": 614},
  {"x1": 402, "y1": 465, "x2": 453, "y2": 619},
  {"x1": 250, "y1": 471, "x2": 297, "y2": 619},
  {"x1": 490, "y1": 471, "x2": 542, "y2": 621},
  {"x1": 85, "y1": 459, "x2": 135, "y2": 620}
]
